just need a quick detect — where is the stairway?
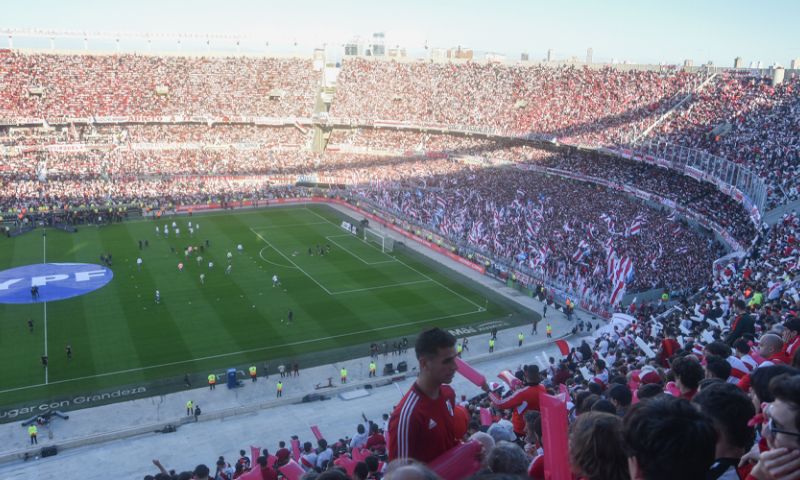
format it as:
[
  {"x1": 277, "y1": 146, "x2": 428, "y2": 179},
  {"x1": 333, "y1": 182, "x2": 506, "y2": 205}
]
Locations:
[{"x1": 630, "y1": 71, "x2": 718, "y2": 145}]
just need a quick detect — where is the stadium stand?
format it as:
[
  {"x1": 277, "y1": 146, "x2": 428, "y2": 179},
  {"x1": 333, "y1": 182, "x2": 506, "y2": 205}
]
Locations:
[{"x1": 0, "y1": 50, "x2": 799, "y2": 480}]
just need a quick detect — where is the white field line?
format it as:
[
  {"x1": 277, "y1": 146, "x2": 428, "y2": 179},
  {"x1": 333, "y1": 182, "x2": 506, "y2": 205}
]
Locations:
[
  {"x1": 302, "y1": 206, "x2": 338, "y2": 223},
  {"x1": 331, "y1": 279, "x2": 433, "y2": 295},
  {"x1": 43, "y1": 231, "x2": 49, "y2": 385},
  {"x1": 257, "y1": 246, "x2": 299, "y2": 270},
  {"x1": 254, "y1": 230, "x2": 420, "y2": 294},
  {"x1": 259, "y1": 221, "x2": 331, "y2": 229},
  {"x1": 0, "y1": 307, "x2": 484, "y2": 395},
  {"x1": 307, "y1": 208, "x2": 486, "y2": 312},
  {"x1": 324, "y1": 235, "x2": 397, "y2": 266},
  {"x1": 250, "y1": 228, "x2": 333, "y2": 295}
]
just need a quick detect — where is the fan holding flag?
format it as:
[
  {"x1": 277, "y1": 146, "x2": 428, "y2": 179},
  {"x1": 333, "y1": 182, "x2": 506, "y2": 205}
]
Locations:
[{"x1": 484, "y1": 364, "x2": 547, "y2": 438}]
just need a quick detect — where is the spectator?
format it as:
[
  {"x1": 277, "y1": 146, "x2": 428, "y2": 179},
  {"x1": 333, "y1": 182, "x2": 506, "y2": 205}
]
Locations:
[
  {"x1": 316, "y1": 439, "x2": 333, "y2": 471},
  {"x1": 705, "y1": 355, "x2": 734, "y2": 382},
  {"x1": 193, "y1": 464, "x2": 211, "y2": 480},
  {"x1": 365, "y1": 423, "x2": 387, "y2": 455},
  {"x1": 351, "y1": 423, "x2": 369, "y2": 450},
  {"x1": 671, "y1": 355, "x2": 704, "y2": 401},
  {"x1": 486, "y1": 364, "x2": 545, "y2": 437},
  {"x1": 693, "y1": 382, "x2": 757, "y2": 479},
  {"x1": 486, "y1": 441, "x2": 530, "y2": 476},
  {"x1": 388, "y1": 328, "x2": 458, "y2": 462},
  {"x1": 569, "y1": 412, "x2": 629, "y2": 480},
  {"x1": 383, "y1": 461, "x2": 441, "y2": 480},
  {"x1": 606, "y1": 384, "x2": 632, "y2": 416},
  {"x1": 749, "y1": 373, "x2": 800, "y2": 480},
  {"x1": 623, "y1": 395, "x2": 717, "y2": 480},
  {"x1": 727, "y1": 300, "x2": 755, "y2": 346}
]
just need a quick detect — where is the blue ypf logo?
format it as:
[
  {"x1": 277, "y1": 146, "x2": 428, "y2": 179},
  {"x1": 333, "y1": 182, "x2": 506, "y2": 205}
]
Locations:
[{"x1": 0, "y1": 263, "x2": 113, "y2": 304}]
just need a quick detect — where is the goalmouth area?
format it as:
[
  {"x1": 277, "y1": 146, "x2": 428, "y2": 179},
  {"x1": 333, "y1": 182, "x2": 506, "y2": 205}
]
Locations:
[{"x1": 0, "y1": 200, "x2": 535, "y2": 418}]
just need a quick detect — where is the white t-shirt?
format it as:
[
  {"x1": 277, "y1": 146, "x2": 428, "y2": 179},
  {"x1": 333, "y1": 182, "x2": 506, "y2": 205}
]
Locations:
[
  {"x1": 316, "y1": 448, "x2": 333, "y2": 469},
  {"x1": 350, "y1": 426, "x2": 369, "y2": 450}
]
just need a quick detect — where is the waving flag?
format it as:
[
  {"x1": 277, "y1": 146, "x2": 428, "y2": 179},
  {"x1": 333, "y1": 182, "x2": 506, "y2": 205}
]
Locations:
[
  {"x1": 572, "y1": 240, "x2": 590, "y2": 263},
  {"x1": 627, "y1": 220, "x2": 642, "y2": 237},
  {"x1": 650, "y1": 243, "x2": 663, "y2": 269},
  {"x1": 614, "y1": 256, "x2": 633, "y2": 283},
  {"x1": 526, "y1": 220, "x2": 536, "y2": 239},
  {"x1": 609, "y1": 279, "x2": 627, "y2": 305}
]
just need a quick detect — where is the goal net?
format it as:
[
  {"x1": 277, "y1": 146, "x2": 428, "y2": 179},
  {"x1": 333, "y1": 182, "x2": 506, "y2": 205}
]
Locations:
[{"x1": 364, "y1": 228, "x2": 394, "y2": 253}]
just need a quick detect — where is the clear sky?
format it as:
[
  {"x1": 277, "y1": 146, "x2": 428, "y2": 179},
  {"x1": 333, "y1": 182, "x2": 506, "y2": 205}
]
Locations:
[{"x1": 2, "y1": 0, "x2": 798, "y2": 66}]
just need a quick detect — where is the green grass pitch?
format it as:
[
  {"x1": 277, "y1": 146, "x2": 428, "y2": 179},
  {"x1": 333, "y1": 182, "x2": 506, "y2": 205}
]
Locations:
[{"x1": 0, "y1": 205, "x2": 520, "y2": 407}]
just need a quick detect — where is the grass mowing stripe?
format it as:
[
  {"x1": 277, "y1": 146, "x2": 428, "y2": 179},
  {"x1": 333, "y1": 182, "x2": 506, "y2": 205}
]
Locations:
[
  {"x1": 0, "y1": 306, "x2": 484, "y2": 395},
  {"x1": 231, "y1": 213, "x2": 372, "y2": 343},
  {"x1": 0, "y1": 205, "x2": 515, "y2": 407},
  {"x1": 303, "y1": 205, "x2": 487, "y2": 311},
  {"x1": 45, "y1": 230, "x2": 103, "y2": 385},
  {"x1": 250, "y1": 228, "x2": 333, "y2": 295}
]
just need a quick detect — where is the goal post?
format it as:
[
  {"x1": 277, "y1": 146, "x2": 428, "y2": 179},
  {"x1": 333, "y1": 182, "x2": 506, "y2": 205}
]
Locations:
[{"x1": 364, "y1": 227, "x2": 394, "y2": 253}]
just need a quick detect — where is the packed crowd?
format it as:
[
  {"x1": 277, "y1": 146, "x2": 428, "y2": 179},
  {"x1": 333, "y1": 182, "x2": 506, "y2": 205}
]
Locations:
[
  {"x1": 98, "y1": 124, "x2": 310, "y2": 146},
  {"x1": 141, "y1": 285, "x2": 800, "y2": 480},
  {"x1": 0, "y1": 51, "x2": 318, "y2": 118},
  {"x1": 534, "y1": 150, "x2": 759, "y2": 246},
  {"x1": 358, "y1": 164, "x2": 724, "y2": 304},
  {"x1": 3, "y1": 51, "x2": 797, "y2": 480},
  {"x1": 325, "y1": 129, "x2": 757, "y2": 246},
  {"x1": 331, "y1": 60, "x2": 699, "y2": 145},
  {"x1": 326, "y1": 129, "x2": 510, "y2": 155},
  {"x1": 145, "y1": 209, "x2": 800, "y2": 480},
  {"x1": 1, "y1": 51, "x2": 797, "y2": 210},
  {"x1": 0, "y1": 124, "x2": 309, "y2": 148},
  {"x1": 650, "y1": 72, "x2": 800, "y2": 207},
  {"x1": 1, "y1": 125, "x2": 754, "y2": 311}
]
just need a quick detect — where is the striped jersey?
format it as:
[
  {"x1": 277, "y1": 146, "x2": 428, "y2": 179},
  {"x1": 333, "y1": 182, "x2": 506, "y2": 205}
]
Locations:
[{"x1": 388, "y1": 382, "x2": 458, "y2": 462}]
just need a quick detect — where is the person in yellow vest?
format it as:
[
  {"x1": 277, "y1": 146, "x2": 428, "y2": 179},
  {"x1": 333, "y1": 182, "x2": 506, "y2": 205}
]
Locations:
[
  {"x1": 518, "y1": 332, "x2": 524, "y2": 347},
  {"x1": 340, "y1": 367, "x2": 348, "y2": 384},
  {"x1": 28, "y1": 424, "x2": 38, "y2": 445},
  {"x1": 546, "y1": 323, "x2": 553, "y2": 338},
  {"x1": 208, "y1": 373, "x2": 216, "y2": 390},
  {"x1": 748, "y1": 290, "x2": 763, "y2": 308},
  {"x1": 277, "y1": 381, "x2": 283, "y2": 398},
  {"x1": 186, "y1": 400, "x2": 193, "y2": 416},
  {"x1": 489, "y1": 337, "x2": 495, "y2": 353},
  {"x1": 661, "y1": 291, "x2": 669, "y2": 303},
  {"x1": 456, "y1": 342, "x2": 463, "y2": 357},
  {"x1": 249, "y1": 365, "x2": 257, "y2": 382},
  {"x1": 369, "y1": 361, "x2": 377, "y2": 378}
]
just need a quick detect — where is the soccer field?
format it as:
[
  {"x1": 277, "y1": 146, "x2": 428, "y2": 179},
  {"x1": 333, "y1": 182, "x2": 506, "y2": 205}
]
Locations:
[{"x1": 0, "y1": 204, "x2": 524, "y2": 409}]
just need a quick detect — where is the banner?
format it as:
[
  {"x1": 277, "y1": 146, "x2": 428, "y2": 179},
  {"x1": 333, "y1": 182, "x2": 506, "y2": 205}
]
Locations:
[{"x1": 540, "y1": 394, "x2": 571, "y2": 480}]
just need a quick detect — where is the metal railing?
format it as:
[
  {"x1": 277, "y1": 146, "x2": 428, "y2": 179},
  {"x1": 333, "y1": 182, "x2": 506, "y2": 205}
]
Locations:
[{"x1": 615, "y1": 139, "x2": 767, "y2": 220}]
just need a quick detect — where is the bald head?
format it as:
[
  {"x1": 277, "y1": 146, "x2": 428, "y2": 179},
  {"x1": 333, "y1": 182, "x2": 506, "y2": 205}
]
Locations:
[
  {"x1": 469, "y1": 431, "x2": 496, "y2": 466},
  {"x1": 383, "y1": 463, "x2": 441, "y2": 480},
  {"x1": 759, "y1": 334, "x2": 784, "y2": 357}
]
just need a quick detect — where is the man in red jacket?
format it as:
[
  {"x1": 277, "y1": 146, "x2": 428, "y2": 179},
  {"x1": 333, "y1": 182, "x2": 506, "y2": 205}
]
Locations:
[
  {"x1": 487, "y1": 365, "x2": 546, "y2": 437},
  {"x1": 388, "y1": 328, "x2": 459, "y2": 463},
  {"x1": 658, "y1": 329, "x2": 681, "y2": 368}
]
